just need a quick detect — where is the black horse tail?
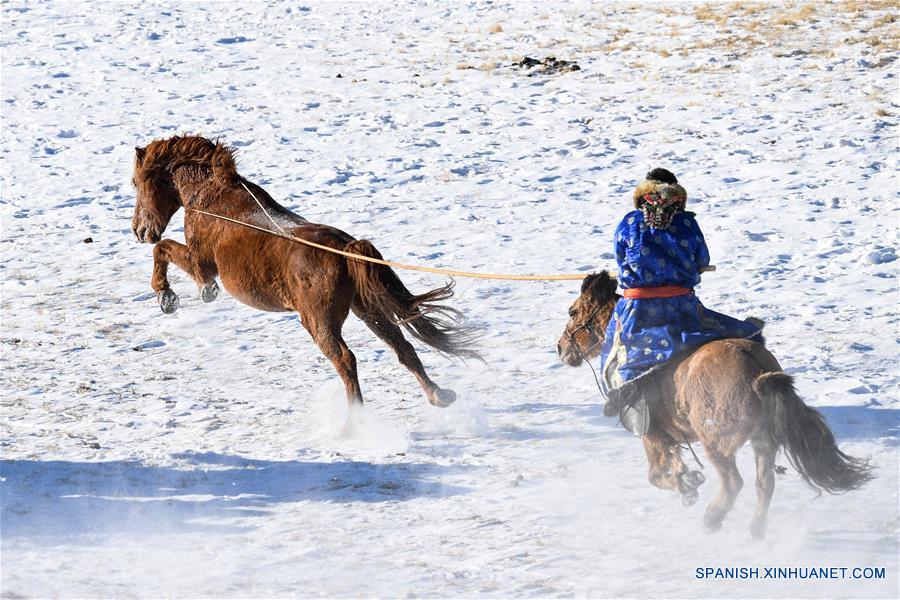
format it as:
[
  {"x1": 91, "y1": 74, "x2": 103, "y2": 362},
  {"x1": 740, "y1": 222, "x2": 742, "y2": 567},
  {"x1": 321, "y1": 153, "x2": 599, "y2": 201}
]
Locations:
[
  {"x1": 344, "y1": 239, "x2": 481, "y2": 361},
  {"x1": 754, "y1": 372, "x2": 874, "y2": 494}
]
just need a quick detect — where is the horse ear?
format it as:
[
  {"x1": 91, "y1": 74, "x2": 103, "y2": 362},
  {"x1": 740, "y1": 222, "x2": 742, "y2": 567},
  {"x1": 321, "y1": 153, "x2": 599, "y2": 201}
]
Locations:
[{"x1": 135, "y1": 146, "x2": 146, "y2": 164}]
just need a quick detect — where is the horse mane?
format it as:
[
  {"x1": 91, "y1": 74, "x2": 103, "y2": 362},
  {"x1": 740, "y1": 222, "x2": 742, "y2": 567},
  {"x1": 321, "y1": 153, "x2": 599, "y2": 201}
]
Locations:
[
  {"x1": 139, "y1": 135, "x2": 238, "y2": 183},
  {"x1": 582, "y1": 270, "x2": 618, "y2": 304}
]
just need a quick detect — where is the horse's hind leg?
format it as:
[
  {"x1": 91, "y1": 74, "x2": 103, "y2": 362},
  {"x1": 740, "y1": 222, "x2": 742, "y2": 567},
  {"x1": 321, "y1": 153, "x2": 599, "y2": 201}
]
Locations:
[
  {"x1": 352, "y1": 304, "x2": 456, "y2": 407},
  {"x1": 300, "y1": 310, "x2": 363, "y2": 409},
  {"x1": 749, "y1": 434, "x2": 777, "y2": 540},
  {"x1": 702, "y1": 447, "x2": 743, "y2": 532},
  {"x1": 151, "y1": 239, "x2": 218, "y2": 313}
]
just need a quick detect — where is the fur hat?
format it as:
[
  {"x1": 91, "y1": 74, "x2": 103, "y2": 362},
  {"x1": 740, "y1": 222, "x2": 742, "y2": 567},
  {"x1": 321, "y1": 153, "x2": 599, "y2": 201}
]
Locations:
[{"x1": 632, "y1": 168, "x2": 687, "y2": 209}]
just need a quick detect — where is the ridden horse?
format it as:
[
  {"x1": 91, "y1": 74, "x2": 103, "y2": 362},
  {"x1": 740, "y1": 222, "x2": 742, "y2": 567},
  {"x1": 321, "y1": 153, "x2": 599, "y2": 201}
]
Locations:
[
  {"x1": 131, "y1": 135, "x2": 478, "y2": 411},
  {"x1": 557, "y1": 272, "x2": 872, "y2": 539}
]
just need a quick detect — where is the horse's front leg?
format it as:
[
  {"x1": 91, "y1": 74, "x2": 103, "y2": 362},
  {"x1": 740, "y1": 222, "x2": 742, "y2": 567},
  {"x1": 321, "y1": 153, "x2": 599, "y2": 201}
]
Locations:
[
  {"x1": 643, "y1": 429, "x2": 704, "y2": 506},
  {"x1": 151, "y1": 239, "x2": 218, "y2": 314}
]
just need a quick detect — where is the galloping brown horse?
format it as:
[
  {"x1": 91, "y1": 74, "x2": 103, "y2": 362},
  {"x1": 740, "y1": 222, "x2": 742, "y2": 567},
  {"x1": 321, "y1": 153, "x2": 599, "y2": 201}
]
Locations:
[
  {"x1": 131, "y1": 135, "x2": 478, "y2": 410},
  {"x1": 557, "y1": 272, "x2": 872, "y2": 539}
]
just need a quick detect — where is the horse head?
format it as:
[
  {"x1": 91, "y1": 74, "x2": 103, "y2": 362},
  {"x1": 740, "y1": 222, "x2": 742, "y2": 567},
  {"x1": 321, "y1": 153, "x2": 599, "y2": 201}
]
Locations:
[
  {"x1": 130, "y1": 136, "x2": 237, "y2": 244},
  {"x1": 130, "y1": 144, "x2": 182, "y2": 244},
  {"x1": 558, "y1": 271, "x2": 619, "y2": 366}
]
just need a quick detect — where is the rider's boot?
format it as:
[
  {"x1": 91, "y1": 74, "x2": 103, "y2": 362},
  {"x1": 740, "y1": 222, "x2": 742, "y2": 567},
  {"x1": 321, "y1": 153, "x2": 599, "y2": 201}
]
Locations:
[
  {"x1": 607, "y1": 381, "x2": 652, "y2": 437},
  {"x1": 620, "y1": 394, "x2": 650, "y2": 437}
]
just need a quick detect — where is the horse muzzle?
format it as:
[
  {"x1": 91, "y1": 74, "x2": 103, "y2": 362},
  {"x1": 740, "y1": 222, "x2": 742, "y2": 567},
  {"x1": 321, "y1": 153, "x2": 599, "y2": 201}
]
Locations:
[
  {"x1": 133, "y1": 225, "x2": 161, "y2": 244},
  {"x1": 558, "y1": 339, "x2": 584, "y2": 367}
]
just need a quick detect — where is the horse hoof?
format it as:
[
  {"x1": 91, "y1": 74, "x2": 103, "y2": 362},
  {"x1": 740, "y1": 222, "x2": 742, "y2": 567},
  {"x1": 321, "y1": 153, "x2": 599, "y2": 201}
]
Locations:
[
  {"x1": 682, "y1": 489, "x2": 699, "y2": 507},
  {"x1": 704, "y1": 521, "x2": 723, "y2": 534},
  {"x1": 431, "y1": 388, "x2": 457, "y2": 408},
  {"x1": 201, "y1": 281, "x2": 219, "y2": 303},
  {"x1": 158, "y1": 289, "x2": 179, "y2": 314},
  {"x1": 703, "y1": 514, "x2": 724, "y2": 533},
  {"x1": 681, "y1": 470, "x2": 706, "y2": 490},
  {"x1": 749, "y1": 523, "x2": 767, "y2": 541}
]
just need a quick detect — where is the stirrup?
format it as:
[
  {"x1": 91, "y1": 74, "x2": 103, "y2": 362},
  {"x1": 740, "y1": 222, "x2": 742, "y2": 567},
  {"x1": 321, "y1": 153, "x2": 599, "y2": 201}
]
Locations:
[{"x1": 620, "y1": 396, "x2": 650, "y2": 437}]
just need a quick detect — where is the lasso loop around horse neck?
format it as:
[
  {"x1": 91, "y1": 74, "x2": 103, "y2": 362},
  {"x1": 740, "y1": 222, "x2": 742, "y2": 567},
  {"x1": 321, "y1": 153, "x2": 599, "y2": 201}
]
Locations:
[{"x1": 240, "y1": 180, "x2": 288, "y2": 236}]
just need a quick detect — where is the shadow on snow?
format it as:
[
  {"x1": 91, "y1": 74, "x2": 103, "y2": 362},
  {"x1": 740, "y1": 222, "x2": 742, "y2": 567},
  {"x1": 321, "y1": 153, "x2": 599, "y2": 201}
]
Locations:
[
  {"x1": 0, "y1": 452, "x2": 468, "y2": 542},
  {"x1": 817, "y1": 406, "x2": 900, "y2": 445}
]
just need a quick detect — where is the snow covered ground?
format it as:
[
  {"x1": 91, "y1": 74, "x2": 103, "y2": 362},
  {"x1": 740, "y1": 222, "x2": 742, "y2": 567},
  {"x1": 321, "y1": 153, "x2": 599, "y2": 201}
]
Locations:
[{"x1": 1, "y1": 1, "x2": 898, "y2": 597}]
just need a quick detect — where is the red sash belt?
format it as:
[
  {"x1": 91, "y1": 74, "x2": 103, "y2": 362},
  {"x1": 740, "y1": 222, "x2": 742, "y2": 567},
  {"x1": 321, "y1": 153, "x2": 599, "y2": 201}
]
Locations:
[{"x1": 623, "y1": 286, "x2": 693, "y2": 299}]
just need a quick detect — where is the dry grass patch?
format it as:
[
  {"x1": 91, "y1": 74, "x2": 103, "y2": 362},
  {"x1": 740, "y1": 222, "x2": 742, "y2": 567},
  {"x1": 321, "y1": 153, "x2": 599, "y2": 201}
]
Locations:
[
  {"x1": 814, "y1": 48, "x2": 836, "y2": 57},
  {"x1": 865, "y1": 35, "x2": 898, "y2": 50},
  {"x1": 775, "y1": 3, "x2": 817, "y2": 25},
  {"x1": 729, "y1": 2, "x2": 766, "y2": 16},
  {"x1": 694, "y1": 5, "x2": 729, "y2": 26},
  {"x1": 744, "y1": 19, "x2": 764, "y2": 32},
  {"x1": 840, "y1": 0, "x2": 900, "y2": 13},
  {"x1": 844, "y1": 35, "x2": 900, "y2": 52}
]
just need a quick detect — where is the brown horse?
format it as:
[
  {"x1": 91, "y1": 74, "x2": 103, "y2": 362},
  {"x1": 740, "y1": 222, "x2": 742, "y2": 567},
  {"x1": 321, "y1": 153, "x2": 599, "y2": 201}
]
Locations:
[
  {"x1": 131, "y1": 135, "x2": 478, "y2": 411},
  {"x1": 557, "y1": 272, "x2": 872, "y2": 539}
]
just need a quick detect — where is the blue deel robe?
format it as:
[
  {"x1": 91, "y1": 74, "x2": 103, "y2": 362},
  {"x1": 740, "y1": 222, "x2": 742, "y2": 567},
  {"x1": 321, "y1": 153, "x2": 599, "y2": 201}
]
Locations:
[{"x1": 598, "y1": 210, "x2": 763, "y2": 394}]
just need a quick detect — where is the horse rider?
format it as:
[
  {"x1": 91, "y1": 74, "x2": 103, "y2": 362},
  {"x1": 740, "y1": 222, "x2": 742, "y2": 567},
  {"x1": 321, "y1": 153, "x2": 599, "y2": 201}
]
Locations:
[{"x1": 598, "y1": 168, "x2": 764, "y2": 436}]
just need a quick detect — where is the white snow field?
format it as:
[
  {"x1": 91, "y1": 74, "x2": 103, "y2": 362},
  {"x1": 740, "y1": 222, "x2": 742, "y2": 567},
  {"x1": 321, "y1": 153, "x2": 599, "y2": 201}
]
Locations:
[{"x1": 1, "y1": 1, "x2": 898, "y2": 598}]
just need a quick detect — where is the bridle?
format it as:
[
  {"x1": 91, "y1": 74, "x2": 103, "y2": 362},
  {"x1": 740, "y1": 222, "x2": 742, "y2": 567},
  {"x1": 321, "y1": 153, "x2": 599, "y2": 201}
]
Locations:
[
  {"x1": 566, "y1": 300, "x2": 636, "y2": 440},
  {"x1": 565, "y1": 303, "x2": 605, "y2": 360},
  {"x1": 563, "y1": 302, "x2": 610, "y2": 406}
]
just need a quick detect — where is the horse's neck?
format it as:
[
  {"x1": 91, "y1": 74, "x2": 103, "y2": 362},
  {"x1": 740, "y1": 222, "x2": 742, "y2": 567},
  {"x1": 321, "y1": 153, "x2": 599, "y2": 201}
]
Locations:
[
  {"x1": 170, "y1": 165, "x2": 289, "y2": 219},
  {"x1": 596, "y1": 299, "x2": 618, "y2": 337},
  {"x1": 171, "y1": 165, "x2": 214, "y2": 205}
]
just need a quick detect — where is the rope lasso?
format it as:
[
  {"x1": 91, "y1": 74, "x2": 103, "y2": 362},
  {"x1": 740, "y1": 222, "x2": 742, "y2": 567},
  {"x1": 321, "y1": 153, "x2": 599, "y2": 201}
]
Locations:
[
  {"x1": 184, "y1": 182, "x2": 590, "y2": 282},
  {"x1": 188, "y1": 182, "x2": 715, "y2": 282}
]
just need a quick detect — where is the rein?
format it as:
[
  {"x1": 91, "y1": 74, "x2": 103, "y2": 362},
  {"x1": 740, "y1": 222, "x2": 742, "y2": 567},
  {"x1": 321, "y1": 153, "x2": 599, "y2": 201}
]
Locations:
[
  {"x1": 565, "y1": 304, "x2": 608, "y2": 401},
  {"x1": 565, "y1": 307, "x2": 634, "y2": 434},
  {"x1": 679, "y1": 435, "x2": 706, "y2": 470}
]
